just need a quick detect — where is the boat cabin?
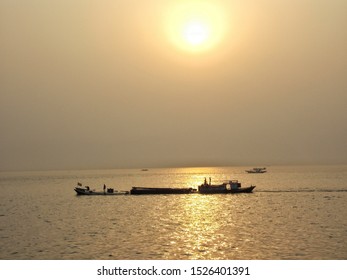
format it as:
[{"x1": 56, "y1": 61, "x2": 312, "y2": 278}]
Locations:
[{"x1": 225, "y1": 180, "x2": 242, "y2": 190}]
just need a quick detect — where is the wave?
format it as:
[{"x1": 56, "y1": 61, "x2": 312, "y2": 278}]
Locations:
[{"x1": 257, "y1": 189, "x2": 347, "y2": 193}]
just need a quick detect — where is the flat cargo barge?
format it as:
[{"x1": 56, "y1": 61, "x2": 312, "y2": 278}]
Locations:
[{"x1": 130, "y1": 187, "x2": 196, "y2": 195}]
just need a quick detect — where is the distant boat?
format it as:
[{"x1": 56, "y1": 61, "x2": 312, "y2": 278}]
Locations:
[
  {"x1": 74, "y1": 185, "x2": 129, "y2": 195},
  {"x1": 141, "y1": 169, "x2": 149, "y2": 171},
  {"x1": 245, "y1": 167, "x2": 267, "y2": 173},
  {"x1": 198, "y1": 179, "x2": 255, "y2": 194},
  {"x1": 130, "y1": 187, "x2": 196, "y2": 195}
]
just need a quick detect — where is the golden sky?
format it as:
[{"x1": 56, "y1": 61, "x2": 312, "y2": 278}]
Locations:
[{"x1": 1, "y1": 0, "x2": 346, "y2": 170}]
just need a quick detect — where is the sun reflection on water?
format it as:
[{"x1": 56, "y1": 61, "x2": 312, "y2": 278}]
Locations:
[{"x1": 159, "y1": 194, "x2": 236, "y2": 259}]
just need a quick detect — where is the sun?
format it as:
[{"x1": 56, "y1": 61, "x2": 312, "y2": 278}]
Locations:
[
  {"x1": 165, "y1": 1, "x2": 226, "y2": 53},
  {"x1": 183, "y1": 20, "x2": 210, "y2": 46}
]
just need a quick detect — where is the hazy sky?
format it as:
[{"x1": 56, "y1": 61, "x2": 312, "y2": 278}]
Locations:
[{"x1": 1, "y1": 0, "x2": 346, "y2": 171}]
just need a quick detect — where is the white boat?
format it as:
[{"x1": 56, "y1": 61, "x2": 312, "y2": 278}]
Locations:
[{"x1": 245, "y1": 167, "x2": 267, "y2": 173}]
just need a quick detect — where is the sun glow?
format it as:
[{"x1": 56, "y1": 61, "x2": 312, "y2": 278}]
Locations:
[
  {"x1": 165, "y1": 2, "x2": 226, "y2": 53},
  {"x1": 183, "y1": 20, "x2": 210, "y2": 46}
]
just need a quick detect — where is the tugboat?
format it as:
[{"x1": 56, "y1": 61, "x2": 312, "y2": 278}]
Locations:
[{"x1": 198, "y1": 178, "x2": 255, "y2": 194}]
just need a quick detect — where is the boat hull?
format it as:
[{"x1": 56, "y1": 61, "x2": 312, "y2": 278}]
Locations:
[
  {"x1": 130, "y1": 187, "x2": 196, "y2": 195},
  {"x1": 246, "y1": 167, "x2": 267, "y2": 173},
  {"x1": 198, "y1": 185, "x2": 255, "y2": 194},
  {"x1": 74, "y1": 187, "x2": 129, "y2": 195}
]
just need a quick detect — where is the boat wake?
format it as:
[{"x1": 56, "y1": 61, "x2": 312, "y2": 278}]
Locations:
[{"x1": 257, "y1": 189, "x2": 347, "y2": 193}]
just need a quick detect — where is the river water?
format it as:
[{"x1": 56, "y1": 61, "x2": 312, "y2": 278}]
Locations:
[{"x1": 0, "y1": 165, "x2": 346, "y2": 259}]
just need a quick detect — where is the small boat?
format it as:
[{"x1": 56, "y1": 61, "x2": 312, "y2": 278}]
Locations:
[
  {"x1": 130, "y1": 187, "x2": 196, "y2": 195},
  {"x1": 198, "y1": 179, "x2": 255, "y2": 194},
  {"x1": 245, "y1": 167, "x2": 267, "y2": 173},
  {"x1": 74, "y1": 185, "x2": 129, "y2": 195}
]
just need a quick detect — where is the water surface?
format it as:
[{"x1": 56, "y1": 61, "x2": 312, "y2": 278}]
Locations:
[{"x1": 0, "y1": 165, "x2": 346, "y2": 259}]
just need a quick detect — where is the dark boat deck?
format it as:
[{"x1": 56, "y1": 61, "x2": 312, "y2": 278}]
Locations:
[{"x1": 130, "y1": 187, "x2": 196, "y2": 195}]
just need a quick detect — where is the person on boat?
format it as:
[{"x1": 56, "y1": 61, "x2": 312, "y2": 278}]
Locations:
[
  {"x1": 103, "y1": 184, "x2": 106, "y2": 194},
  {"x1": 204, "y1": 177, "x2": 207, "y2": 185}
]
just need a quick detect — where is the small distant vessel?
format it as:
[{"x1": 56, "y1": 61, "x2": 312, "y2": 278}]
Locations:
[
  {"x1": 141, "y1": 169, "x2": 149, "y2": 171},
  {"x1": 245, "y1": 167, "x2": 267, "y2": 173},
  {"x1": 130, "y1": 187, "x2": 196, "y2": 195},
  {"x1": 74, "y1": 184, "x2": 129, "y2": 195},
  {"x1": 198, "y1": 179, "x2": 255, "y2": 194}
]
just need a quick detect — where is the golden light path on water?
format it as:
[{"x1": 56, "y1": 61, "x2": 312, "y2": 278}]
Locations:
[
  {"x1": 175, "y1": 195, "x2": 227, "y2": 259},
  {"x1": 155, "y1": 168, "x2": 237, "y2": 259},
  {"x1": 153, "y1": 168, "x2": 252, "y2": 259}
]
